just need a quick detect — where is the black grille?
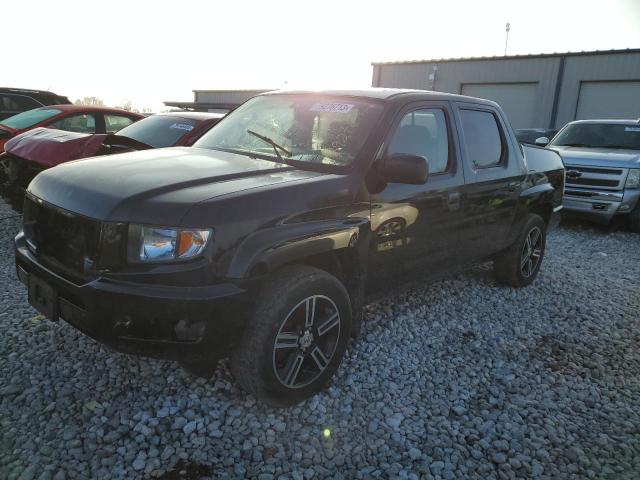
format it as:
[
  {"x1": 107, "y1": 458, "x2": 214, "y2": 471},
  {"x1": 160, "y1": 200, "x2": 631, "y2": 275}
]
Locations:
[
  {"x1": 567, "y1": 166, "x2": 622, "y2": 175},
  {"x1": 567, "y1": 177, "x2": 620, "y2": 187},
  {"x1": 564, "y1": 189, "x2": 593, "y2": 197},
  {"x1": 23, "y1": 195, "x2": 101, "y2": 279}
]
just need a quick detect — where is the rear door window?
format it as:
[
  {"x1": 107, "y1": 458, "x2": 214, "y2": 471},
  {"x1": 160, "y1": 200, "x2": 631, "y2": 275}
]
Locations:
[
  {"x1": 105, "y1": 114, "x2": 136, "y2": 133},
  {"x1": 460, "y1": 109, "x2": 504, "y2": 168},
  {"x1": 48, "y1": 113, "x2": 96, "y2": 133}
]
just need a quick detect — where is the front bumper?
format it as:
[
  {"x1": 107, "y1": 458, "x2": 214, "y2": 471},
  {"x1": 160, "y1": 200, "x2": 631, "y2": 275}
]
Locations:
[
  {"x1": 15, "y1": 231, "x2": 248, "y2": 362},
  {"x1": 562, "y1": 188, "x2": 640, "y2": 224}
]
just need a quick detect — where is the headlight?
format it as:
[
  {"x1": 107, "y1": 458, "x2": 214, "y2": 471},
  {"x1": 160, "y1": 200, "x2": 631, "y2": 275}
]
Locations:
[
  {"x1": 129, "y1": 225, "x2": 212, "y2": 263},
  {"x1": 625, "y1": 169, "x2": 640, "y2": 189}
]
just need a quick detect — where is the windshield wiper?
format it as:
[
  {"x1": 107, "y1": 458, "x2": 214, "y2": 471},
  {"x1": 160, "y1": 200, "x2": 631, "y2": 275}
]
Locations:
[{"x1": 247, "y1": 130, "x2": 291, "y2": 163}]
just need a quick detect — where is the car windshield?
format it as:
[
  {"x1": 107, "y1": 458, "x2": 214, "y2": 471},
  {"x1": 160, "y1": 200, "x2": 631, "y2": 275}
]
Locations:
[
  {"x1": 194, "y1": 95, "x2": 385, "y2": 169},
  {"x1": 550, "y1": 123, "x2": 640, "y2": 150},
  {"x1": 0, "y1": 107, "x2": 62, "y2": 130},
  {"x1": 115, "y1": 115, "x2": 199, "y2": 147}
]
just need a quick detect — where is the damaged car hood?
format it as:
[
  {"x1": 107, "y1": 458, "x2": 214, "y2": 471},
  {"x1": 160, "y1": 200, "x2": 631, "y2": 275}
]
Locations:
[
  {"x1": 28, "y1": 147, "x2": 326, "y2": 225},
  {"x1": 6, "y1": 128, "x2": 110, "y2": 167},
  {"x1": 5, "y1": 127, "x2": 151, "y2": 168}
]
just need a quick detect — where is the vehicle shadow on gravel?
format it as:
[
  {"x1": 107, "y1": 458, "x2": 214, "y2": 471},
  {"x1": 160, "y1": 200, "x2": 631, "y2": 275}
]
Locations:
[{"x1": 559, "y1": 214, "x2": 630, "y2": 234}]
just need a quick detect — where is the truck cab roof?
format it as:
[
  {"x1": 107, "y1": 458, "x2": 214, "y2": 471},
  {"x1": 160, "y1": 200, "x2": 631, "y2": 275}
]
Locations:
[
  {"x1": 260, "y1": 88, "x2": 500, "y2": 108},
  {"x1": 567, "y1": 119, "x2": 640, "y2": 125}
]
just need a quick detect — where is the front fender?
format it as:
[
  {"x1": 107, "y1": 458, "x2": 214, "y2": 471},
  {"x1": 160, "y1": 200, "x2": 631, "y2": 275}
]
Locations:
[{"x1": 226, "y1": 217, "x2": 372, "y2": 279}]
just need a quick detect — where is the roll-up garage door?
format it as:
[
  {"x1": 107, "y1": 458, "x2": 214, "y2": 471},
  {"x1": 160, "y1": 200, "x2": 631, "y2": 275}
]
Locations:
[
  {"x1": 576, "y1": 81, "x2": 640, "y2": 120},
  {"x1": 461, "y1": 82, "x2": 538, "y2": 129}
]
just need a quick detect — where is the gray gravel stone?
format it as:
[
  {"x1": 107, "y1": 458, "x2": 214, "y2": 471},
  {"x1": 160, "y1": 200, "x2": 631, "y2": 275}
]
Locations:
[
  {"x1": 131, "y1": 457, "x2": 145, "y2": 471},
  {"x1": 1, "y1": 202, "x2": 640, "y2": 479}
]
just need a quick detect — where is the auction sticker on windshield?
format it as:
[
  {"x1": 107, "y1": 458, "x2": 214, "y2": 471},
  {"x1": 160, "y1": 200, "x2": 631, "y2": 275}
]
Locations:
[
  {"x1": 170, "y1": 123, "x2": 195, "y2": 131},
  {"x1": 310, "y1": 103, "x2": 354, "y2": 114}
]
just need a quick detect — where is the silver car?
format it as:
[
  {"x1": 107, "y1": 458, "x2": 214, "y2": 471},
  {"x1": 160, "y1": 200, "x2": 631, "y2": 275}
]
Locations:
[{"x1": 536, "y1": 120, "x2": 640, "y2": 232}]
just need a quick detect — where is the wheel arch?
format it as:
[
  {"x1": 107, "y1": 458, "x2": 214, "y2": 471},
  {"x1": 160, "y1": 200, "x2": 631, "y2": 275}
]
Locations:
[{"x1": 227, "y1": 218, "x2": 371, "y2": 336}]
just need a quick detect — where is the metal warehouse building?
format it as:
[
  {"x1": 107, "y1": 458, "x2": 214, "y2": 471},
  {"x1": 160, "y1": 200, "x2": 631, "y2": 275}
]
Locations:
[
  {"x1": 372, "y1": 48, "x2": 640, "y2": 130},
  {"x1": 165, "y1": 89, "x2": 271, "y2": 113}
]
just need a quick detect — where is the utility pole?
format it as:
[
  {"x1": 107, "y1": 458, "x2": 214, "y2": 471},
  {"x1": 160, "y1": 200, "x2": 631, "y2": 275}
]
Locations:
[{"x1": 504, "y1": 22, "x2": 511, "y2": 56}]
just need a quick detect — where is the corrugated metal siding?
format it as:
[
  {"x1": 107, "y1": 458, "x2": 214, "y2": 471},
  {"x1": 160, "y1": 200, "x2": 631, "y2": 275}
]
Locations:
[
  {"x1": 555, "y1": 52, "x2": 640, "y2": 126},
  {"x1": 194, "y1": 90, "x2": 270, "y2": 104},
  {"x1": 376, "y1": 57, "x2": 560, "y2": 129},
  {"x1": 461, "y1": 83, "x2": 539, "y2": 129},
  {"x1": 374, "y1": 51, "x2": 640, "y2": 129},
  {"x1": 575, "y1": 81, "x2": 640, "y2": 119}
]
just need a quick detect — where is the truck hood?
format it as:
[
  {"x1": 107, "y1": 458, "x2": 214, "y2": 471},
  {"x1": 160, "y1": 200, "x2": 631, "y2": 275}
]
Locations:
[
  {"x1": 28, "y1": 147, "x2": 326, "y2": 225},
  {"x1": 550, "y1": 146, "x2": 640, "y2": 168}
]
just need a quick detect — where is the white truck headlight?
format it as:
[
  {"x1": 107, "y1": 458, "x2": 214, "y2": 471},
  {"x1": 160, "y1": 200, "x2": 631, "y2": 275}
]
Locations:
[
  {"x1": 129, "y1": 225, "x2": 212, "y2": 263},
  {"x1": 626, "y1": 169, "x2": 640, "y2": 189}
]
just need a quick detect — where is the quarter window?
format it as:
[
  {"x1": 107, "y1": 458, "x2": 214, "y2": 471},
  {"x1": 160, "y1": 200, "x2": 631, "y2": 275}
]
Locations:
[
  {"x1": 388, "y1": 108, "x2": 449, "y2": 174},
  {"x1": 460, "y1": 109, "x2": 504, "y2": 168},
  {"x1": 49, "y1": 114, "x2": 96, "y2": 133},
  {"x1": 105, "y1": 114, "x2": 136, "y2": 133}
]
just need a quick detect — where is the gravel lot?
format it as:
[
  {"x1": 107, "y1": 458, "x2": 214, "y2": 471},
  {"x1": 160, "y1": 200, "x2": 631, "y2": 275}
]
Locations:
[{"x1": 1, "y1": 199, "x2": 639, "y2": 480}]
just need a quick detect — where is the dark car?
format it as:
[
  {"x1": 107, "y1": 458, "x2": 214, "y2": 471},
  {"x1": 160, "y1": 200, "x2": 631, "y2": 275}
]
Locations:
[
  {"x1": 0, "y1": 105, "x2": 144, "y2": 153},
  {"x1": 14, "y1": 89, "x2": 564, "y2": 406},
  {"x1": 515, "y1": 128, "x2": 559, "y2": 145},
  {"x1": 0, "y1": 87, "x2": 71, "y2": 122},
  {"x1": 1, "y1": 112, "x2": 225, "y2": 192}
]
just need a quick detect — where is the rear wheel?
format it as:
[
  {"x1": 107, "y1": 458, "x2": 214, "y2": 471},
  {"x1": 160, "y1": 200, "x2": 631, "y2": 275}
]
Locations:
[
  {"x1": 230, "y1": 265, "x2": 352, "y2": 407},
  {"x1": 494, "y1": 214, "x2": 546, "y2": 288}
]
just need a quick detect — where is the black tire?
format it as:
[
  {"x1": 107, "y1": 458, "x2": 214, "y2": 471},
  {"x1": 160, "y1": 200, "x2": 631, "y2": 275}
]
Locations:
[
  {"x1": 628, "y1": 205, "x2": 640, "y2": 233},
  {"x1": 230, "y1": 265, "x2": 352, "y2": 407},
  {"x1": 494, "y1": 214, "x2": 546, "y2": 288}
]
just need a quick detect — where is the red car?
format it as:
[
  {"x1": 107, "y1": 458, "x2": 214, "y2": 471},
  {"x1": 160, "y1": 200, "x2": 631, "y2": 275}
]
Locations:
[
  {"x1": 1, "y1": 111, "x2": 224, "y2": 193},
  {"x1": 0, "y1": 105, "x2": 143, "y2": 152}
]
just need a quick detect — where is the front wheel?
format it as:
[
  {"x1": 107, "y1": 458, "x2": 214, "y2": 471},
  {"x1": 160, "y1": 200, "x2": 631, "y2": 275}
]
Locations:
[
  {"x1": 230, "y1": 265, "x2": 352, "y2": 407},
  {"x1": 494, "y1": 214, "x2": 546, "y2": 288}
]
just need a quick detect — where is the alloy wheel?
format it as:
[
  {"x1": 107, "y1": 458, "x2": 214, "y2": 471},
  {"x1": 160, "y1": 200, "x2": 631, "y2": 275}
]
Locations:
[
  {"x1": 520, "y1": 226, "x2": 543, "y2": 278},
  {"x1": 272, "y1": 295, "x2": 341, "y2": 389}
]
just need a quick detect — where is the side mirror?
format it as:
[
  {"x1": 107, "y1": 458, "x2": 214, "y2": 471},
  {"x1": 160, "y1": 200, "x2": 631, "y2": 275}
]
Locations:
[
  {"x1": 380, "y1": 154, "x2": 429, "y2": 184},
  {"x1": 534, "y1": 136, "x2": 550, "y2": 146}
]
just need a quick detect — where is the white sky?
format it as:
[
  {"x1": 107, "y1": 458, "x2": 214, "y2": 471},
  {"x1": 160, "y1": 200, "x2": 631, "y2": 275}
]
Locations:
[{"x1": 4, "y1": 0, "x2": 640, "y2": 111}]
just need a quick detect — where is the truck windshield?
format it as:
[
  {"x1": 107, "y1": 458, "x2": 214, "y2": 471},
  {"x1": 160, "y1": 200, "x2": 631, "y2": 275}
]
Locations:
[
  {"x1": 550, "y1": 123, "x2": 640, "y2": 150},
  {"x1": 194, "y1": 95, "x2": 384, "y2": 168},
  {"x1": 0, "y1": 107, "x2": 62, "y2": 130},
  {"x1": 116, "y1": 115, "x2": 199, "y2": 148}
]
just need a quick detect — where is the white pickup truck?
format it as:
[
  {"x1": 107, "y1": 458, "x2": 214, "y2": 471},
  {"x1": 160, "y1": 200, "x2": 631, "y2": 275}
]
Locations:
[{"x1": 537, "y1": 119, "x2": 640, "y2": 232}]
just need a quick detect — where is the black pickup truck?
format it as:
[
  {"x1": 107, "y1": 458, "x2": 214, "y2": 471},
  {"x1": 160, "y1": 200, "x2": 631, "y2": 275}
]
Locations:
[{"x1": 15, "y1": 89, "x2": 564, "y2": 406}]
